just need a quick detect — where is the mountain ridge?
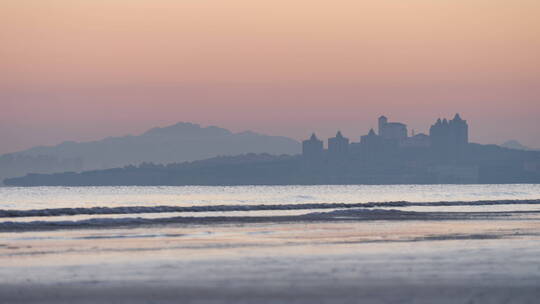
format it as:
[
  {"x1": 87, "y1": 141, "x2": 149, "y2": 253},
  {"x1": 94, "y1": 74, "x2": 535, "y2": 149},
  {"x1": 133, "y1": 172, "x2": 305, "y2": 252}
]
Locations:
[
  {"x1": 500, "y1": 140, "x2": 535, "y2": 151},
  {"x1": 0, "y1": 122, "x2": 300, "y2": 183}
]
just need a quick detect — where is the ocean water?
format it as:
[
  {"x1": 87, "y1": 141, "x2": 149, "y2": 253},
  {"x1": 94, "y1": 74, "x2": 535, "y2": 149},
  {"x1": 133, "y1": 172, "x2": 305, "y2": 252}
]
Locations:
[
  {"x1": 0, "y1": 184, "x2": 540, "y2": 227},
  {"x1": 1, "y1": 184, "x2": 540, "y2": 303},
  {"x1": 3, "y1": 184, "x2": 540, "y2": 209}
]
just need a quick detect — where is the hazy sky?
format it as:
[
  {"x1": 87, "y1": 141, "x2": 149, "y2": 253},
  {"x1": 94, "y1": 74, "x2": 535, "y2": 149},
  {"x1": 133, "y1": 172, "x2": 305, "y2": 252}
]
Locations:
[{"x1": 1, "y1": 0, "x2": 539, "y2": 154}]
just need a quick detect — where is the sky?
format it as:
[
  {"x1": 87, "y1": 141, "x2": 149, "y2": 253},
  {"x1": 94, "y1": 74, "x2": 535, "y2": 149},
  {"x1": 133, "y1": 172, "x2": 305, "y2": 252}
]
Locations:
[{"x1": 1, "y1": 0, "x2": 539, "y2": 154}]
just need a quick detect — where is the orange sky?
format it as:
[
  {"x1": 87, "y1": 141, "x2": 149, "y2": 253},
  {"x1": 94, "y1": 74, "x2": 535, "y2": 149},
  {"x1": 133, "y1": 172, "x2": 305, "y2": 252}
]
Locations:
[{"x1": 1, "y1": 0, "x2": 539, "y2": 153}]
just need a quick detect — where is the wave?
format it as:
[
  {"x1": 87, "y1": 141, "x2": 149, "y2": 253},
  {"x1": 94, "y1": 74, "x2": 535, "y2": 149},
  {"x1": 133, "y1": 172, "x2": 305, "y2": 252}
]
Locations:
[
  {"x1": 1, "y1": 199, "x2": 539, "y2": 218},
  {"x1": 1, "y1": 208, "x2": 538, "y2": 232}
]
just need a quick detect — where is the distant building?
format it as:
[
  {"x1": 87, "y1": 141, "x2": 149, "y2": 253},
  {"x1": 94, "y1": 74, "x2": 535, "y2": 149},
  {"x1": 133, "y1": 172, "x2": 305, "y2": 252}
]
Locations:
[
  {"x1": 328, "y1": 131, "x2": 349, "y2": 158},
  {"x1": 360, "y1": 128, "x2": 384, "y2": 160},
  {"x1": 360, "y1": 128, "x2": 380, "y2": 146},
  {"x1": 400, "y1": 133, "x2": 430, "y2": 148},
  {"x1": 378, "y1": 116, "x2": 407, "y2": 142},
  {"x1": 429, "y1": 113, "x2": 468, "y2": 159},
  {"x1": 302, "y1": 133, "x2": 323, "y2": 159}
]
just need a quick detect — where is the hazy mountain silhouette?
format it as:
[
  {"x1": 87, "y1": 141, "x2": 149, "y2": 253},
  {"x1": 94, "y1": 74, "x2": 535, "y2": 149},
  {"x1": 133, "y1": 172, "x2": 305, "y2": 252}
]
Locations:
[
  {"x1": 500, "y1": 140, "x2": 532, "y2": 151},
  {"x1": 0, "y1": 122, "x2": 300, "y2": 183},
  {"x1": 7, "y1": 114, "x2": 540, "y2": 187}
]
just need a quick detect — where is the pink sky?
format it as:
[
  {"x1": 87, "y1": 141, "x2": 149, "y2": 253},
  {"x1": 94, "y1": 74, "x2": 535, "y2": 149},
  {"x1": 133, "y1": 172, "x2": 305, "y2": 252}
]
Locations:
[{"x1": 1, "y1": 0, "x2": 539, "y2": 153}]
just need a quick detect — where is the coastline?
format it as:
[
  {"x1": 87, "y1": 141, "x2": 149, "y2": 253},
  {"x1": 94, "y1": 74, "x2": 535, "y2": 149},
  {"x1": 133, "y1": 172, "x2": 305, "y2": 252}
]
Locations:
[{"x1": 1, "y1": 185, "x2": 539, "y2": 303}]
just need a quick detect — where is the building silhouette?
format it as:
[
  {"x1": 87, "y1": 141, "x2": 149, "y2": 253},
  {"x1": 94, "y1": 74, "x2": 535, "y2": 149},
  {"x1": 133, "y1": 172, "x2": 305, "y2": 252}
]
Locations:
[
  {"x1": 378, "y1": 116, "x2": 407, "y2": 142},
  {"x1": 360, "y1": 128, "x2": 383, "y2": 160},
  {"x1": 400, "y1": 133, "x2": 430, "y2": 148},
  {"x1": 429, "y1": 113, "x2": 468, "y2": 159},
  {"x1": 328, "y1": 131, "x2": 349, "y2": 158},
  {"x1": 301, "y1": 114, "x2": 470, "y2": 163},
  {"x1": 302, "y1": 133, "x2": 323, "y2": 159}
]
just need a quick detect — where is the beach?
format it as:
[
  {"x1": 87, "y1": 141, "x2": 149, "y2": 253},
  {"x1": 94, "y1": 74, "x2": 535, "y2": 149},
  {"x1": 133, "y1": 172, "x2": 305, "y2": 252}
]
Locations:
[{"x1": 1, "y1": 185, "x2": 540, "y2": 303}]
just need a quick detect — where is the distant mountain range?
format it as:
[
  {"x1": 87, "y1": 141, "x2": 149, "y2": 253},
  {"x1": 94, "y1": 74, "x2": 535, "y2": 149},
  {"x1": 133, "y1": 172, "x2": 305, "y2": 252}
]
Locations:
[
  {"x1": 500, "y1": 140, "x2": 537, "y2": 151},
  {"x1": 0, "y1": 122, "x2": 300, "y2": 184}
]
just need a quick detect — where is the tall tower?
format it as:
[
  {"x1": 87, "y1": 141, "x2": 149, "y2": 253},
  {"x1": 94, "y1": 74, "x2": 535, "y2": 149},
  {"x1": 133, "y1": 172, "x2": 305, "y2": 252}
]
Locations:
[
  {"x1": 302, "y1": 133, "x2": 324, "y2": 159},
  {"x1": 328, "y1": 131, "x2": 349, "y2": 158},
  {"x1": 450, "y1": 113, "x2": 468, "y2": 145},
  {"x1": 378, "y1": 116, "x2": 388, "y2": 137},
  {"x1": 429, "y1": 114, "x2": 469, "y2": 160}
]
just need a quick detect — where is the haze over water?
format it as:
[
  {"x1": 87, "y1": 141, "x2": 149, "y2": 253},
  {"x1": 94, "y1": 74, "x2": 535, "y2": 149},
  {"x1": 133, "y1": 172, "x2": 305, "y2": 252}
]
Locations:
[{"x1": 2, "y1": 184, "x2": 540, "y2": 210}]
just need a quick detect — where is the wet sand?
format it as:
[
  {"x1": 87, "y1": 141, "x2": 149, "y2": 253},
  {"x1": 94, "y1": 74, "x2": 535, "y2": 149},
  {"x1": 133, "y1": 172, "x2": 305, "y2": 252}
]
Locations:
[{"x1": 1, "y1": 212, "x2": 540, "y2": 303}]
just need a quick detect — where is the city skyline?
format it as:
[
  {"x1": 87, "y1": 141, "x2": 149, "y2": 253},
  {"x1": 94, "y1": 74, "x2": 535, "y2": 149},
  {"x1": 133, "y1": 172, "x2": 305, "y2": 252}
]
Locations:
[
  {"x1": 1, "y1": 111, "x2": 537, "y2": 155},
  {"x1": 302, "y1": 113, "x2": 468, "y2": 153},
  {"x1": 2, "y1": 110, "x2": 535, "y2": 152},
  {"x1": 8, "y1": 112, "x2": 540, "y2": 186}
]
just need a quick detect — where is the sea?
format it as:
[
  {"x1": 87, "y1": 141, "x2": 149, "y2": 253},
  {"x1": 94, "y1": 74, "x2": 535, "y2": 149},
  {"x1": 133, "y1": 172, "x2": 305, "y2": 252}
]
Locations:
[{"x1": 1, "y1": 184, "x2": 540, "y2": 303}]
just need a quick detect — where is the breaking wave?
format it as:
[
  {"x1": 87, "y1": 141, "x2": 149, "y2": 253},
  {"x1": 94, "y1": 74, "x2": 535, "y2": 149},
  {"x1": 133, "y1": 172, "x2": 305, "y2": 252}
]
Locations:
[
  {"x1": 1, "y1": 207, "x2": 538, "y2": 232},
  {"x1": 1, "y1": 199, "x2": 539, "y2": 218}
]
